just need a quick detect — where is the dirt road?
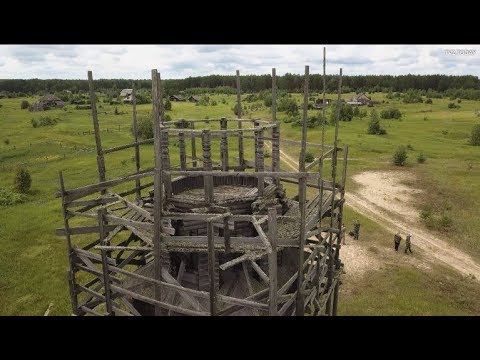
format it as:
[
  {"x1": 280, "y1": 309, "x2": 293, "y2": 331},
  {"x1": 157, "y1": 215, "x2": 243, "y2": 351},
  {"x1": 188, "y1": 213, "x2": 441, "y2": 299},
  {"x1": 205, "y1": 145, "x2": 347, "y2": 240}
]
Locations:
[{"x1": 266, "y1": 141, "x2": 480, "y2": 280}]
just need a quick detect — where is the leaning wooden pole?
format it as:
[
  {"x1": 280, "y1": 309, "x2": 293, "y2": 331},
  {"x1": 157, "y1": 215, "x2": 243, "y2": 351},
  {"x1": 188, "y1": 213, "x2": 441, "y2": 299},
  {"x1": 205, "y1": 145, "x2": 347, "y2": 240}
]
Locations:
[
  {"x1": 268, "y1": 207, "x2": 278, "y2": 315},
  {"x1": 132, "y1": 85, "x2": 141, "y2": 199},
  {"x1": 236, "y1": 70, "x2": 244, "y2": 170},
  {"x1": 98, "y1": 208, "x2": 114, "y2": 316},
  {"x1": 207, "y1": 221, "x2": 217, "y2": 315},
  {"x1": 321, "y1": 47, "x2": 327, "y2": 151},
  {"x1": 332, "y1": 144, "x2": 348, "y2": 315},
  {"x1": 87, "y1": 71, "x2": 106, "y2": 185},
  {"x1": 326, "y1": 68, "x2": 342, "y2": 315},
  {"x1": 152, "y1": 69, "x2": 163, "y2": 316},
  {"x1": 296, "y1": 65, "x2": 309, "y2": 316},
  {"x1": 59, "y1": 171, "x2": 79, "y2": 315}
]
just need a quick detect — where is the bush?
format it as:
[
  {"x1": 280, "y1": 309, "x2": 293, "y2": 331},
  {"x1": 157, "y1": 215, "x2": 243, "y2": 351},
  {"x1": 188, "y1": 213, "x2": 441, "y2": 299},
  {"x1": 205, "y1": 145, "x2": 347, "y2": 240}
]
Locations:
[
  {"x1": 457, "y1": 99, "x2": 462, "y2": 103},
  {"x1": 380, "y1": 108, "x2": 402, "y2": 119},
  {"x1": 278, "y1": 97, "x2": 299, "y2": 117},
  {"x1": 233, "y1": 103, "x2": 242, "y2": 116},
  {"x1": 367, "y1": 109, "x2": 386, "y2": 135},
  {"x1": 211, "y1": 100, "x2": 217, "y2": 106},
  {"x1": 21, "y1": 100, "x2": 30, "y2": 109},
  {"x1": 14, "y1": 167, "x2": 32, "y2": 193},
  {"x1": 135, "y1": 114, "x2": 154, "y2": 139},
  {"x1": 304, "y1": 152, "x2": 315, "y2": 163},
  {"x1": 264, "y1": 150, "x2": 271, "y2": 158},
  {"x1": 403, "y1": 90, "x2": 423, "y2": 103},
  {"x1": 417, "y1": 152, "x2": 426, "y2": 163},
  {"x1": 470, "y1": 124, "x2": 480, "y2": 146},
  {"x1": 448, "y1": 102, "x2": 460, "y2": 109},
  {"x1": 0, "y1": 188, "x2": 28, "y2": 206},
  {"x1": 393, "y1": 145, "x2": 408, "y2": 166},
  {"x1": 164, "y1": 98, "x2": 172, "y2": 111},
  {"x1": 425, "y1": 98, "x2": 432, "y2": 104},
  {"x1": 4, "y1": 139, "x2": 9, "y2": 145},
  {"x1": 221, "y1": 98, "x2": 227, "y2": 104},
  {"x1": 31, "y1": 116, "x2": 58, "y2": 127}
]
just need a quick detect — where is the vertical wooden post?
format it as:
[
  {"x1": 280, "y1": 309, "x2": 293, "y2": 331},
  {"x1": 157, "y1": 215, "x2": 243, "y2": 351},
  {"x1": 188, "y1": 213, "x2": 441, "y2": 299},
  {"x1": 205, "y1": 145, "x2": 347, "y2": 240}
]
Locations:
[
  {"x1": 161, "y1": 130, "x2": 172, "y2": 200},
  {"x1": 256, "y1": 125, "x2": 265, "y2": 197},
  {"x1": 207, "y1": 221, "x2": 217, "y2": 315},
  {"x1": 132, "y1": 85, "x2": 141, "y2": 199},
  {"x1": 271, "y1": 68, "x2": 280, "y2": 186},
  {"x1": 272, "y1": 68, "x2": 277, "y2": 123},
  {"x1": 296, "y1": 65, "x2": 309, "y2": 316},
  {"x1": 59, "y1": 171, "x2": 79, "y2": 315},
  {"x1": 152, "y1": 69, "x2": 163, "y2": 316},
  {"x1": 268, "y1": 207, "x2": 278, "y2": 315},
  {"x1": 190, "y1": 121, "x2": 197, "y2": 168},
  {"x1": 332, "y1": 144, "x2": 348, "y2": 315},
  {"x1": 220, "y1": 117, "x2": 229, "y2": 171},
  {"x1": 236, "y1": 70, "x2": 244, "y2": 170},
  {"x1": 321, "y1": 47, "x2": 327, "y2": 150},
  {"x1": 179, "y1": 132, "x2": 187, "y2": 171},
  {"x1": 98, "y1": 208, "x2": 113, "y2": 316},
  {"x1": 87, "y1": 71, "x2": 106, "y2": 185},
  {"x1": 202, "y1": 129, "x2": 214, "y2": 204},
  {"x1": 326, "y1": 68, "x2": 342, "y2": 316}
]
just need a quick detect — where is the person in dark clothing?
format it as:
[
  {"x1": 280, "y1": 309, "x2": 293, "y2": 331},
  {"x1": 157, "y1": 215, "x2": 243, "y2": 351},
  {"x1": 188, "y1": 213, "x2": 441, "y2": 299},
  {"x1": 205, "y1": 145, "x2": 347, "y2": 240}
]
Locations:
[
  {"x1": 405, "y1": 233, "x2": 413, "y2": 254},
  {"x1": 394, "y1": 232, "x2": 402, "y2": 251},
  {"x1": 353, "y1": 220, "x2": 360, "y2": 240}
]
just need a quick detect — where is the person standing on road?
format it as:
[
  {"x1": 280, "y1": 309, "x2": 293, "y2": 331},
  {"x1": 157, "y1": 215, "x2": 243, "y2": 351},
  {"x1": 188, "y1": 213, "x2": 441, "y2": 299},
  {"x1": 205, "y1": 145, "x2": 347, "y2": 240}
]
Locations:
[
  {"x1": 341, "y1": 224, "x2": 347, "y2": 245},
  {"x1": 394, "y1": 232, "x2": 402, "y2": 251},
  {"x1": 405, "y1": 233, "x2": 413, "y2": 254},
  {"x1": 353, "y1": 220, "x2": 360, "y2": 240}
]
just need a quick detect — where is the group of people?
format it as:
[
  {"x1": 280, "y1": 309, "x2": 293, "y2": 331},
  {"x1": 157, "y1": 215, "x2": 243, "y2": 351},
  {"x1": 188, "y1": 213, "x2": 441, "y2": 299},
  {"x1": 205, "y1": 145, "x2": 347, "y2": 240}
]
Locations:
[
  {"x1": 394, "y1": 232, "x2": 413, "y2": 254},
  {"x1": 339, "y1": 220, "x2": 413, "y2": 255}
]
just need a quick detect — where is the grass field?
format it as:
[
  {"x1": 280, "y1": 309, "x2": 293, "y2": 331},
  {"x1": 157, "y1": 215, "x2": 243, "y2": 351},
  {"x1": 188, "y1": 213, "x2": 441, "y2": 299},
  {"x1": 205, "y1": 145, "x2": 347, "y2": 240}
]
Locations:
[{"x1": 1, "y1": 92, "x2": 479, "y2": 315}]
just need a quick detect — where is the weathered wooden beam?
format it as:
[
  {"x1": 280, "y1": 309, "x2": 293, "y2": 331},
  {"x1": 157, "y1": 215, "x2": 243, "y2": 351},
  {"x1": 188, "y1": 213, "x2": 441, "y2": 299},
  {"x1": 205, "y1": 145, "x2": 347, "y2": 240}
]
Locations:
[
  {"x1": 87, "y1": 70, "x2": 106, "y2": 185},
  {"x1": 268, "y1": 207, "x2": 278, "y2": 315},
  {"x1": 250, "y1": 260, "x2": 269, "y2": 285},
  {"x1": 167, "y1": 260, "x2": 185, "y2": 316},
  {"x1": 236, "y1": 70, "x2": 244, "y2": 170},
  {"x1": 207, "y1": 221, "x2": 217, "y2": 315},
  {"x1": 202, "y1": 130, "x2": 214, "y2": 204},
  {"x1": 178, "y1": 131, "x2": 187, "y2": 171}
]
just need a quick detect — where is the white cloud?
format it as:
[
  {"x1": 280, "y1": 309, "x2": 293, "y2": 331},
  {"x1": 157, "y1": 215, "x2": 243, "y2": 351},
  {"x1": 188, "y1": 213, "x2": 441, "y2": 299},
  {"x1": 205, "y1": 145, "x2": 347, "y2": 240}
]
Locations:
[{"x1": 0, "y1": 45, "x2": 479, "y2": 79}]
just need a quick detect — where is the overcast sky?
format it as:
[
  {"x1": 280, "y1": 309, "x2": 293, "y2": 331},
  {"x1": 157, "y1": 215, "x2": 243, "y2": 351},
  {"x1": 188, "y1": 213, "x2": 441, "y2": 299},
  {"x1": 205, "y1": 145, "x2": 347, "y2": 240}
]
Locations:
[{"x1": 1, "y1": 45, "x2": 479, "y2": 79}]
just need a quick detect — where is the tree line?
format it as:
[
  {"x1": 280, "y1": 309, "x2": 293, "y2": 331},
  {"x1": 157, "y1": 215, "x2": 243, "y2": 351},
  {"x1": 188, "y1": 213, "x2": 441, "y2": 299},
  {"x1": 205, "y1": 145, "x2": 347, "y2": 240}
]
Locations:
[{"x1": 1, "y1": 74, "x2": 479, "y2": 95}]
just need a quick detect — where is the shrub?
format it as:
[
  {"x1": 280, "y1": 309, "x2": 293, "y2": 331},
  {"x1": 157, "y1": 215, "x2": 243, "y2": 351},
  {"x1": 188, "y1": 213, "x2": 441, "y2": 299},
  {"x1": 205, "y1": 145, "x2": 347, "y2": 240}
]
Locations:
[
  {"x1": 211, "y1": 100, "x2": 217, "y2": 106},
  {"x1": 448, "y1": 102, "x2": 460, "y2": 109},
  {"x1": 21, "y1": 100, "x2": 30, "y2": 109},
  {"x1": 14, "y1": 167, "x2": 32, "y2": 193},
  {"x1": 439, "y1": 214, "x2": 453, "y2": 228},
  {"x1": 457, "y1": 99, "x2": 462, "y2": 103},
  {"x1": 380, "y1": 108, "x2": 402, "y2": 119},
  {"x1": 0, "y1": 188, "x2": 27, "y2": 206},
  {"x1": 425, "y1": 98, "x2": 433, "y2": 104},
  {"x1": 164, "y1": 98, "x2": 172, "y2": 111},
  {"x1": 264, "y1": 150, "x2": 271, "y2": 158},
  {"x1": 4, "y1": 139, "x2": 9, "y2": 145},
  {"x1": 417, "y1": 152, "x2": 426, "y2": 163},
  {"x1": 403, "y1": 90, "x2": 423, "y2": 103},
  {"x1": 367, "y1": 109, "x2": 386, "y2": 135},
  {"x1": 221, "y1": 98, "x2": 227, "y2": 104},
  {"x1": 136, "y1": 114, "x2": 154, "y2": 139},
  {"x1": 406, "y1": 144, "x2": 414, "y2": 150},
  {"x1": 233, "y1": 103, "x2": 242, "y2": 116},
  {"x1": 304, "y1": 152, "x2": 315, "y2": 163},
  {"x1": 31, "y1": 116, "x2": 58, "y2": 127},
  {"x1": 393, "y1": 145, "x2": 408, "y2": 166},
  {"x1": 278, "y1": 97, "x2": 299, "y2": 117},
  {"x1": 470, "y1": 124, "x2": 480, "y2": 146}
]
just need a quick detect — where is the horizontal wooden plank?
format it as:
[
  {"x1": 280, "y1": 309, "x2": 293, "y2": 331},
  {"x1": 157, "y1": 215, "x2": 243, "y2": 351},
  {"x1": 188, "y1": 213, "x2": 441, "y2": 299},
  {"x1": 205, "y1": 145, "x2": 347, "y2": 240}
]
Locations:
[{"x1": 56, "y1": 224, "x2": 118, "y2": 236}]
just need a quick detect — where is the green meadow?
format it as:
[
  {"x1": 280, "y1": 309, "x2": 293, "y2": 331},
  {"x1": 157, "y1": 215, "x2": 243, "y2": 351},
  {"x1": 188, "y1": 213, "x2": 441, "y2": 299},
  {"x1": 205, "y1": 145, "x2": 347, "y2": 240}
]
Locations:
[{"x1": 1, "y1": 92, "x2": 479, "y2": 315}]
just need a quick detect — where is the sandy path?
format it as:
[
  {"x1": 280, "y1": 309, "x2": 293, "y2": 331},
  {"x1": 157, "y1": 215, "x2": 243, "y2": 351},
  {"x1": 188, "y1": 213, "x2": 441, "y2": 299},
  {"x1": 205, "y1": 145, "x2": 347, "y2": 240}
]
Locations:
[{"x1": 266, "y1": 141, "x2": 480, "y2": 280}]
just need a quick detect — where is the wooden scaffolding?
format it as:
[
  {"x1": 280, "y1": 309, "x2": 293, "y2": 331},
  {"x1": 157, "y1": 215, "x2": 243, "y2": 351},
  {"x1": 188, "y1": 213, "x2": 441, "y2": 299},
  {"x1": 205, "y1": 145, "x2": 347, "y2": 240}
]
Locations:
[{"x1": 56, "y1": 53, "x2": 349, "y2": 316}]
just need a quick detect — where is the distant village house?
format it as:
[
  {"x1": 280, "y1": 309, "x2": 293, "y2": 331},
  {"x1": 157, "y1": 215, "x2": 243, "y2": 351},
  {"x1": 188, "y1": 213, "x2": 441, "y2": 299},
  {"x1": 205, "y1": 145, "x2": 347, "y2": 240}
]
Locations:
[
  {"x1": 346, "y1": 93, "x2": 373, "y2": 106},
  {"x1": 313, "y1": 98, "x2": 332, "y2": 109},
  {"x1": 119, "y1": 89, "x2": 133, "y2": 103},
  {"x1": 29, "y1": 94, "x2": 65, "y2": 111},
  {"x1": 188, "y1": 95, "x2": 200, "y2": 103},
  {"x1": 169, "y1": 95, "x2": 186, "y2": 102}
]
